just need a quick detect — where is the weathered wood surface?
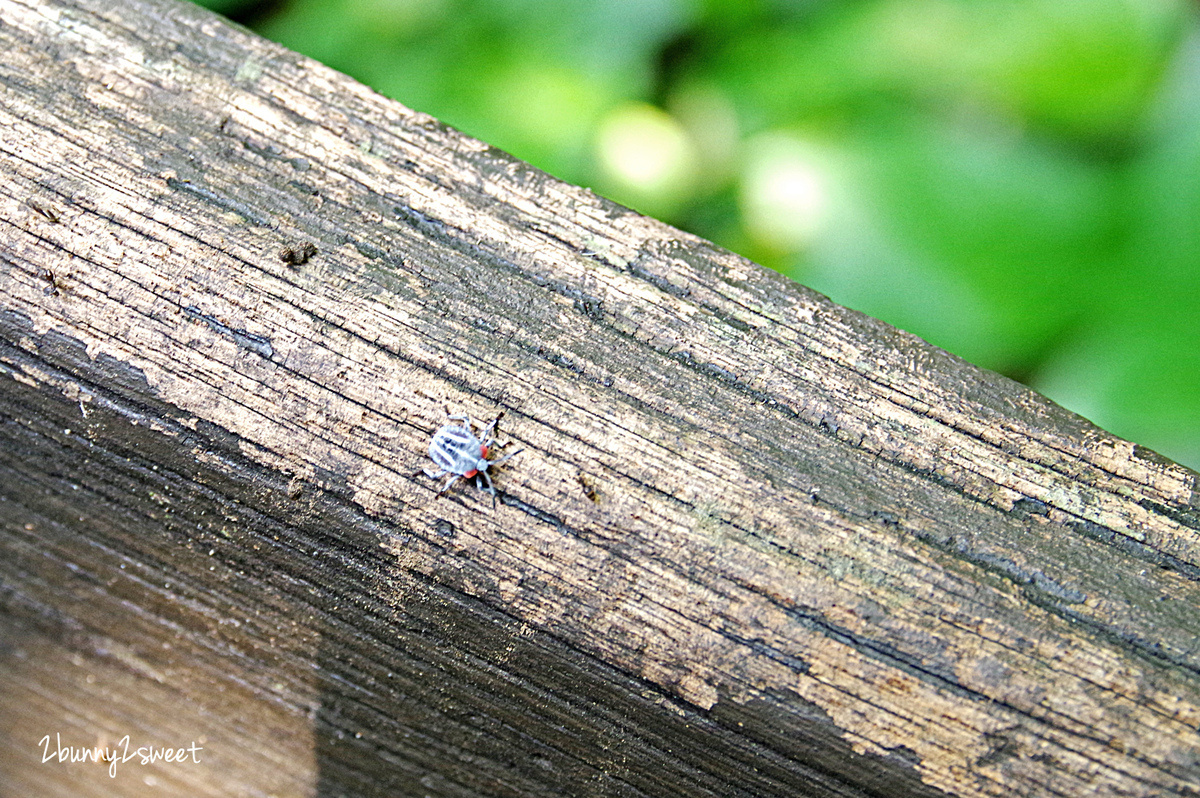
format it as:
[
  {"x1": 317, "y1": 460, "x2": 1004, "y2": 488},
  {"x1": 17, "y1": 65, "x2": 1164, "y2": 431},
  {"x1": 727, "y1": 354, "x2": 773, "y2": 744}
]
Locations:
[{"x1": 1, "y1": 0, "x2": 1198, "y2": 795}]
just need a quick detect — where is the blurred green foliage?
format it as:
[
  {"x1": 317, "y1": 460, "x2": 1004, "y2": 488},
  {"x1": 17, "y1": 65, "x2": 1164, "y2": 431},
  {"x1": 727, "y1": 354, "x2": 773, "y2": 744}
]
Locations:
[{"x1": 198, "y1": 0, "x2": 1200, "y2": 471}]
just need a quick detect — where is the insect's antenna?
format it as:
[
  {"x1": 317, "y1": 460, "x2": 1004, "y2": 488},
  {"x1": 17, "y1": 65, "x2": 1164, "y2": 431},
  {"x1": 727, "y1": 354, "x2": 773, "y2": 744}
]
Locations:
[{"x1": 489, "y1": 447, "x2": 523, "y2": 467}]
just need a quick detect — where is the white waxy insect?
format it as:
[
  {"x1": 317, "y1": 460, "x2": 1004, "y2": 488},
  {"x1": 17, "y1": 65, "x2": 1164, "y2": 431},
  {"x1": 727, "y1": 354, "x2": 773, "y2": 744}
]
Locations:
[{"x1": 424, "y1": 413, "x2": 522, "y2": 505}]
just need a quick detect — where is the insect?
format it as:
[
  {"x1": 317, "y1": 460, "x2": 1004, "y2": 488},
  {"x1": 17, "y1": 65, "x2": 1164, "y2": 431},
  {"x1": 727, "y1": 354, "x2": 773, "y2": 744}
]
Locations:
[
  {"x1": 425, "y1": 413, "x2": 522, "y2": 506},
  {"x1": 28, "y1": 198, "x2": 60, "y2": 224},
  {"x1": 279, "y1": 242, "x2": 317, "y2": 267},
  {"x1": 37, "y1": 267, "x2": 65, "y2": 296}
]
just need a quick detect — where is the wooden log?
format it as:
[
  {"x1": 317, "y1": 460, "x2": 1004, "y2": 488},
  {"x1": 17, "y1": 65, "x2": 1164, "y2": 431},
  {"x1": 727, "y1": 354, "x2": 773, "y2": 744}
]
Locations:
[{"x1": 1, "y1": 0, "x2": 1198, "y2": 795}]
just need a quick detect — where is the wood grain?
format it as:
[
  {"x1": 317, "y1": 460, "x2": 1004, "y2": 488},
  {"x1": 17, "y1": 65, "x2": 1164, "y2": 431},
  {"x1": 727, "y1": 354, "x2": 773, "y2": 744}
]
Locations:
[{"x1": 1, "y1": 0, "x2": 1198, "y2": 795}]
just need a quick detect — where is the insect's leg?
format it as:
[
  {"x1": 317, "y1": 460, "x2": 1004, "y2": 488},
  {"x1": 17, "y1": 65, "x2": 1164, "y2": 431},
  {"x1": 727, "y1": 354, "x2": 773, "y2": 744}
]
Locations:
[
  {"x1": 478, "y1": 416, "x2": 500, "y2": 442},
  {"x1": 437, "y1": 474, "x2": 461, "y2": 496},
  {"x1": 423, "y1": 467, "x2": 448, "y2": 479},
  {"x1": 478, "y1": 471, "x2": 497, "y2": 508},
  {"x1": 446, "y1": 414, "x2": 473, "y2": 431}
]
